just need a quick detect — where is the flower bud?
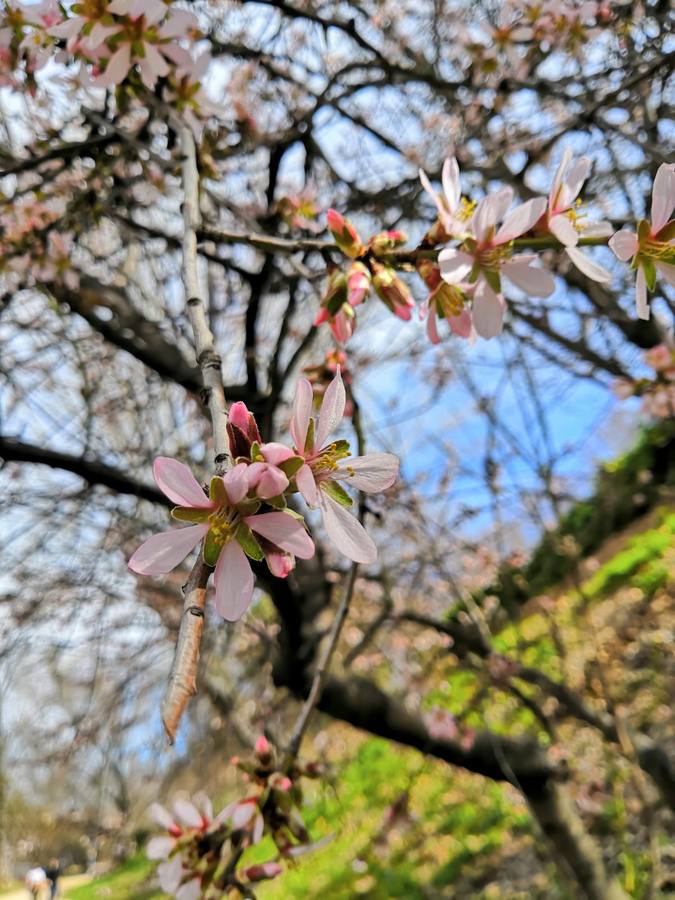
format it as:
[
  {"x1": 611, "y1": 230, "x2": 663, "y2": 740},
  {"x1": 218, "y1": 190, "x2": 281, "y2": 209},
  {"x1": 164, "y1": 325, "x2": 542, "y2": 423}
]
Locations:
[
  {"x1": 368, "y1": 229, "x2": 407, "y2": 255},
  {"x1": 326, "y1": 209, "x2": 364, "y2": 258},
  {"x1": 347, "y1": 261, "x2": 371, "y2": 306},
  {"x1": 227, "y1": 402, "x2": 262, "y2": 458},
  {"x1": 242, "y1": 862, "x2": 283, "y2": 882},
  {"x1": 371, "y1": 262, "x2": 414, "y2": 321},
  {"x1": 255, "y1": 734, "x2": 272, "y2": 761}
]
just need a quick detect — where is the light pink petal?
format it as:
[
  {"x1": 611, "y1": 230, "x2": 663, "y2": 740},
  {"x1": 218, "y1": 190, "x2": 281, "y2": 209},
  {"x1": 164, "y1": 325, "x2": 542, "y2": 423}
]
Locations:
[
  {"x1": 608, "y1": 229, "x2": 638, "y2": 262},
  {"x1": 173, "y1": 799, "x2": 202, "y2": 829},
  {"x1": 583, "y1": 220, "x2": 614, "y2": 238},
  {"x1": 48, "y1": 17, "x2": 83, "y2": 38},
  {"x1": 472, "y1": 187, "x2": 513, "y2": 243},
  {"x1": 107, "y1": 0, "x2": 133, "y2": 12},
  {"x1": 153, "y1": 457, "x2": 212, "y2": 508},
  {"x1": 636, "y1": 266, "x2": 649, "y2": 320},
  {"x1": 296, "y1": 463, "x2": 319, "y2": 506},
  {"x1": 228, "y1": 401, "x2": 250, "y2": 431},
  {"x1": 419, "y1": 168, "x2": 444, "y2": 217},
  {"x1": 549, "y1": 147, "x2": 572, "y2": 209},
  {"x1": 147, "y1": 836, "x2": 174, "y2": 860},
  {"x1": 176, "y1": 880, "x2": 201, "y2": 900},
  {"x1": 213, "y1": 541, "x2": 254, "y2": 621},
  {"x1": 335, "y1": 453, "x2": 399, "y2": 493},
  {"x1": 139, "y1": 0, "x2": 167, "y2": 25},
  {"x1": 427, "y1": 304, "x2": 441, "y2": 344},
  {"x1": 260, "y1": 442, "x2": 295, "y2": 465},
  {"x1": 160, "y1": 9, "x2": 199, "y2": 38},
  {"x1": 158, "y1": 857, "x2": 184, "y2": 894},
  {"x1": 231, "y1": 801, "x2": 256, "y2": 830},
  {"x1": 148, "y1": 803, "x2": 176, "y2": 830},
  {"x1": 449, "y1": 309, "x2": 473, "y2": 338},
  {"x1": 564, "y1": 157, "x2": 591, "y2": 204},
  {"x1": 442, "y1": 156, "x2": 461, "y2": 212},
  {"x1": 495, "y1": 197, "x2": 547, "y2": 244},
  {"x1": 265, "y1": 548, "x2": 294, "y2": 578},
  {"x1": 549, "y1": 213, "x2": 579, "y2": 247},
  {"x1": 246, "y1": 512, "x2": 315, "y2": 559},
  {"x1": 94, "y1": 44, "x2": 131, "y2": 87},
  {"x1": 566, "y1": 246, "x2": 612, "y2": 283},
  {"x1": 128, "y1": 524, "x2": 209, "y2": 576},
  {"x1": 503, "y1": 258, "x2": 556, "y2": 296},
  {"x1": 290, "y1": 378, "x2": 313, "y2": 453},
  {"x1": 247, "y1": 462, "x2": 288, "y2": 499},
  {"x1": 438, "y1": 248, "x2": 473, "y2": 284},
  {"x1": 651, "y1": 163, "x2": 675, "y2": 234},
  {"x1": 84, "y1": 22, "x2": 119, "y2": 49},
  {"x1": 222, "y1": 463, "x2": 249, "y2": 505},
  {"x1": 319, "y1": 492, "x2": 377, "y2": 563},
  {"x1": 139, "y1": 42, "x2": 169, "y2": 87},
  {"x1": 656, "y1": 261, "x2": 675, "y2": 288},
  {"x1": 316, "y1": 368, "x2": 346, "y2": 449},
  {"x1": 472, "y1": 281, "x2": 505, "y2": 340}
]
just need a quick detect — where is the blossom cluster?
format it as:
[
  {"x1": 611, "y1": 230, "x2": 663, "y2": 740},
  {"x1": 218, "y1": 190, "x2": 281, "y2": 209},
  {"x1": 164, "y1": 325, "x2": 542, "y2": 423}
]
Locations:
[
  {"x1": 129, "y1": 369, "x2": 398, "y2": 620},
  {"x1": 147, "y1": 736, "x2": 329, "y2": 898},
  {"x1": 614, "y1": 344, "x2": 675, "y2": 419},
  {"x1": 315, "y1": 158, "x2": 674, "y2": 345},
  {"x1": 0, "y1": 0, "x2": 218, "y2": 125}
]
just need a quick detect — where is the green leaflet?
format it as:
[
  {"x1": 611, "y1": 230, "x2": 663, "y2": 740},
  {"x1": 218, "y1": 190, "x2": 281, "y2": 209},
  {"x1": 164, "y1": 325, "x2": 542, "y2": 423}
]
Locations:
[
  {"x1": 171, "y1": 506, "x2": 210, "y2": 523},
  {"x1": 322, "y1": 480, "x2": 353, "y2": 507},
  {"x1": 235, "y1": 523, "x2": 264, "y2": 561}
]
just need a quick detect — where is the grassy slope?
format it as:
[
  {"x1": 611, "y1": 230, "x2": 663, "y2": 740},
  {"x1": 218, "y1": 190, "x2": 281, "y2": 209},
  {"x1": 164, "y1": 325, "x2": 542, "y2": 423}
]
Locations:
[{"x1": 73, "y1": 445, "x2": 675, "y2": 898}]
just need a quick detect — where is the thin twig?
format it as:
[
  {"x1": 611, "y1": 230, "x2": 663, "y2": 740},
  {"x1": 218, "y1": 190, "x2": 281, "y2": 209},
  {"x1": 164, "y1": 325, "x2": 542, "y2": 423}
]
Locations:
[{"x1": 283, "y1": 562, "x2": 359, "y2": 768}]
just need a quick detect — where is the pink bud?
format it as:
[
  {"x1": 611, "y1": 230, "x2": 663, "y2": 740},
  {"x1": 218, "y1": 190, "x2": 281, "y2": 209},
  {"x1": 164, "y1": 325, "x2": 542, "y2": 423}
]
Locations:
[
  {"x1": 326, "y1": 209, "x2": 364, "y2": 258},
  {"x1": 242, "y1": 862, "x2": 283, "y2": 882},
  {"x1": 255, "y1": 735, "x2": 271, "y2": 757},
  {"x1": 228, "y1": 401, "x2": 251, "y2": 432}
]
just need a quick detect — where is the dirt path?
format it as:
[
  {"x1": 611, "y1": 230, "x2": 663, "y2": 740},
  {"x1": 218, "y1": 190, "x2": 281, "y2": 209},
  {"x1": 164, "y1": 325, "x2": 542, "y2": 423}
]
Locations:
[{"x1": 1, "y1": 874, "x2": 92, "y2": 900}]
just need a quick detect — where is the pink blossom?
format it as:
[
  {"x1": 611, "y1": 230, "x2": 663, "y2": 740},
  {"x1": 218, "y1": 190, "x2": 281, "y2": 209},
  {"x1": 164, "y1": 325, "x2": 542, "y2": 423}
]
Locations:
[
  {"x1": 371, "y1": 261, "x2": 414, "y2": 320},
  {"x1": 128, "y1": 458, "x2": 314, "y2": 620},
  {"x1": 289, "y1": 369, "x2": 398, "y2": 564},
  {"x1": 545, "y1": 148, "x2": 612, "y2": 283},
  {"x1": 608, "y1": 163, "x2": 675, "y2": 320},
  {"x1": 147, "y1": 793, "x2": 212, "y2": 900},
  {"x1": 419, "y1": 156, "x2": 469, "y2": 239},
  {"x1": 418, "y1": 261, "x2": 473, "y2": 343},
  {"x1": 439, "y1": 187, "x2": 554, "y2": 338}
]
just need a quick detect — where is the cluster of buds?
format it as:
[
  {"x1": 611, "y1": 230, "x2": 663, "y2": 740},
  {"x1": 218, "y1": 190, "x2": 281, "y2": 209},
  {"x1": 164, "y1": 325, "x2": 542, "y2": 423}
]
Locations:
[
  {"x1": 147, "y1": 737, "x2": 330, "y2": 898},
  {"x1": 314, "y1": 211, "x2": 414, "y2": 344},
  {"x1": 129, "y1": 369, "x2": 399, "y2": 617},
  {"x1": 614, "y1": 344, "x2": 675, "y2": 419}
]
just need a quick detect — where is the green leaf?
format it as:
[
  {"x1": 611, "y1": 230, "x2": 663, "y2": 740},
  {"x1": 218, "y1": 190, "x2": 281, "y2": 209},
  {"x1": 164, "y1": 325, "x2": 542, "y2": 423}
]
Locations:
[
  {"x1": 305, "y1": 417, "x2": 315, "y2": 454},
  {"x1": 643, "y1": 257, "x2": 657, "y2": 291},
  {"x1": 322, "y1": 480, "x2": 353, "y2": 507},
  {"x1": 171, "y1": 506, "x2": 210, "y2": 523},
  {"x1": 210, "y1": 476, "x2": 228, "y2": 505},
  {"x1": 265, "y1": 494, "x2": 287, "y2": 509},
  {"x1": 203, "y1": 530, "x2": 222, "y2": 567},
  {"x1": 484, "y1": 269, "x2": 501, "y2": 294},
  {"x1": 278, "y1": 456, "x2": 305, "y2": 478},
  {"x1": 637, "y1": 219, "x2": 651, "y2": 243},
  {"x1": 235, "y1": 524, "x2": 264, "y2": 561}
]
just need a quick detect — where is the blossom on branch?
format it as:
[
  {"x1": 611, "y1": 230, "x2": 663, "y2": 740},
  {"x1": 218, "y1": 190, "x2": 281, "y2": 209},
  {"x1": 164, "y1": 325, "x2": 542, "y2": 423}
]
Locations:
[
  {"x1": 608, "y1": 163, "x2": 675, "y2": 320},
  {"x1": 289, "y1": 369, "x2": 398, "y2": 564},
  {"x1": 128, "y1": 458, "x2": 314, "y2": 621}
]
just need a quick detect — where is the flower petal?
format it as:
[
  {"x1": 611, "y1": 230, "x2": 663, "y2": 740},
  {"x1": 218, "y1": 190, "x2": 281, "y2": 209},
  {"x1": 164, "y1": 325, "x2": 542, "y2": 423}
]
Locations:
[
  {"x1": 246, "y1": 512, "x2": 315, "y2": 559},
  {"x1": 290, "y1": 378, "x2": 313, "y2": 453},
  {"x1": 222, "y1": 463, "x2": 249, "y2": 505},
  {"x1": 176, "y1": 880, "x2": 201, "y2": 900},
  {"x1": 495, "y1": 197, "x2": 547, "y2": 244},
  {"x1": 128, "y1": 524, "x2": 209, "y2": 576},
  {"x1": 419, "y1": 168, "x2": 445, "y2": 217},
  {"x1": 335, "y1": 453, "x2": 398, "y2": 493},
  {"x1": 449, "y1": 309, "x2": 473, "y2": 338},
  {"x1": 247, "y1": 462, "x2": 288, "y2": 499},
  {"x1": 296, "y1": 463, "x2": 319, "y2": 506},
  {"x1": 442, "y1": 156, "x2": 461, "y2": 212},
  {"x1": 94, "y1": 44, "x2": 131, "y2": 87},
  {"x1": 426, "y1": 303, "x2": 441, "y2": 344},
  {"x1": 213, "y1": 541, "x2": 254, "y2": 621},
  {"x1": 146, "y1": 836, "x2": 174, "y2": 860},
  {"x1": 549, "y1": 213, "x2": 579, "y2": 247},
  {"x1": 564, "y1": 157, "x2": 591, "y2": 205},
  {"x1": 565, "y1": 246, "x2": 612, "y2": 284},
  {"x1": 158, "y1": 857, "x2": 184, "y2": 894},
  {"x1": 655, "y1": 260, "x2": 675, "y2": 288},
  {"x1": 173, "y1": 798, "x2": 202, "y2": 829},
  {"x1": 316, "y1": 368, "x2": 346, "y2": 450},
  {"x1": 608, "y1": 229, "x2": 638, "y2": 262},
  {"x1": 438, "y1": 248, "x2": 473, "y2": 284},
  {"x1": 651, "y1": 163, "x2": 675, "y2": 234},
  {"x1": 319, "y1": 492, "x2": 377, "y2": 563},
  {"x1": 472, "y1": 280, "x2": 505, "y2": 339},
  {"x1": 636, "y1": 266, "x2": 649, "y2": 320},
  {"x1": 148, "y1": 803, "x2": 176, "y2": 830},
  {"x1": 472, "y1": 188, "x2": 512, "y2": 243},
  {"x1": 153, "y1": 458, "x2": 212, "y2": 508},
  {"x1": 503, "y1": 258, "x2": 556, "y2": 297},
  {"x1": 549, "y1": 147, "x2": 572, "y2": 210},
  {"x1": 260, "y1": 442, "x2": 295, "y2": 465}
]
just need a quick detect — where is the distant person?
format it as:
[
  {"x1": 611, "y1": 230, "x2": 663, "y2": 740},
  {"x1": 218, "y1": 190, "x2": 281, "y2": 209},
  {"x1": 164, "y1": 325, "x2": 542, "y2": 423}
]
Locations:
[
  {"x1": 45, "y1": 858, "x2": 62, "y2": 899},
  {"x1": 25, "y1": 866, "x2": 47, "y2": 899}
]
